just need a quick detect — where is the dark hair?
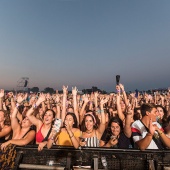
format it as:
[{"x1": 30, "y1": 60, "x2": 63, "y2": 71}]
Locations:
[
  {"x1": 42, "y1": 109, "x2": 55, "y2": 120},
  {"x1": 81, "y1": 112, "x2": 98, "y2": 132},
  {"x1": 64, "y1": 112, "x2": 78, "y2": 128},
  {"x1": 162, "y1": 116, "x2": 170, "y2": 130},
  {"x1": 140, "y1": 103, "x2": 156, "y2": 117},
  {"x1": 134, "y1": 107, "x2": 141, "y2": 120},
  {"x1": 105, "y1": 108, "x2": 111, "y2": 119},
  {"x1": 0, "y1": 110, "x2": 11, "y2": 126},
  {"x1": 104, "y1": 117, "x2": 123, "y2": 142},
  {"x1": 107, "y1": 117, "x2": 123, "y2": 133},
  {"x1": 156, "y1": 105, "x2": 168, "y2": 119},
  {"x1": 18, "y1": 105, "x2": 25, "y2": 115}
]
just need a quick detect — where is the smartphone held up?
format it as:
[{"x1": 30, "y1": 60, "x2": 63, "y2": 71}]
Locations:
[
  {"x1": 116, "y1": 75, "x2": 120, "y2": 85},
  {"x1": 53, "y1": 118, "x2": 62, "y2": 132}
]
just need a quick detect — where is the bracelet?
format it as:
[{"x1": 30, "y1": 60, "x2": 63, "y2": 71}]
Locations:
[
  {"x1": 96, "y1": 110, "x2": 101, "y2": 114},
  {"x1": 159, "y1": 131, "x2": 164, "y2": 135},
  {"x1": 117, "y1": 90, "x2": 120, "y2": 93},
  {"x1": 32, "y1": 103, "x2": 37, "y2": 109},
  {"x1": 16, "y1": 103, "x2": 20, "y2": 108},
  {"x1": 49, "y1": 136, "x2": 55, "y2": 140},
  {"x1": 70, "y1": 134, "x2": 74, "y2": 138},
  {"x1": 100, "y1": 109, "x2": 104, "y2": 113}
]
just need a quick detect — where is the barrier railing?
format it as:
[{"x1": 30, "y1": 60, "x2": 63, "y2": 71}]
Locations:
[{"x1": 13, "y1": 145, "x2": 170, "y2": 170}]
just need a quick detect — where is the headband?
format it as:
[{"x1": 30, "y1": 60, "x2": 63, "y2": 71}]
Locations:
[{"x1": 84, "y1": 112, "x2": 96, "y2": 124}]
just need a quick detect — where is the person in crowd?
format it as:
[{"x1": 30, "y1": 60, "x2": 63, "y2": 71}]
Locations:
[
  {"x1": 0, "y1": 110, "x2": 11, "y2": 143},
  {"x1": 156, "y1": 105, "x2": 167, "y2": 126},
  {"x1": 162, "y1": 116, "x2": 170, "y2": 139},
  {"x1": 116, "y1": 84, "x2": 131, "y2": 123},
  {"x1": 0, "y1": 90, "x2": 12, "y2": 142},
  {"x1": 47, "y1": 112, "x2": 80, "y2": 149},
  {"x1": 0, "y1": 94, "x2": 36, "y2": 169},
  {"x1": 1, "y1": 94, "x2": 36, "y2": 149},
  {"x1": 79, "y1": 98, "x2": 107, "y2": 147},
  {"x1": 131, "y1": 103, "x2": 170, "y2": 150},
  {"x1": 47, "y1": 86, "x2": 81, "y2": 149},
  {"x1": 26, "y1": 93, "x2": 55, "y2": 151},
  {"x1": 100, "y1": 91, "x2": 133, "y2": 149},
  {"x1": 100, "y1": 115, "x2": 133, "y2": 148},
  {"x1": 60, "y1": 86, "x2": 80, "y2": 127}
]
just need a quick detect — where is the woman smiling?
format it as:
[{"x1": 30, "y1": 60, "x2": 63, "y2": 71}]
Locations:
[
  {"x1": 79, "y1": 98, "x2": 107, "y2": 147},
  {"x1": 26, "y1": 94, "x2": 55, "y2": 151}
]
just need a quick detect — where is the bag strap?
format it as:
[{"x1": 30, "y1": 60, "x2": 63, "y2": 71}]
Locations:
[
  {"x1": 42, "y1": 126, "x2": 52, "y2": 142},
  {"x1": 140, "y1": 120, "x2": 164, "y2": 149}
]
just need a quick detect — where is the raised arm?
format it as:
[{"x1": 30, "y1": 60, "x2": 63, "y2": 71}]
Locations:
[
  {"x1": 16, "y1": 93, "x2": 28, "y2": 123},
  {"x1": 79, "y1": 94, "x2": 89, "y2": 125},
  {"x1": 119, "y1": 84, "x2": 129, "y2": 106},
  {"x1": 11, "y1": 94, "x2": 27, "y2": 136},
  {"x1": 116, "y1": 85, "x2": 125, "y2": 122},
  {"x1": 160, "y1": 95, "x2": 165, "y2": 107},
  {"x1": 124, "y1": 106, "x2": 133, "y2": 138},
  {"x1": 94, "y1": 92, "x2": 99, "y2": 111},
  {"x1": 7, "y1": 92, "x2": 15, "y2": 112},
  {"x1": 46, "y1": 93, "x2": 51, "y2": 109},
  {"x1": 0, "y1": 89, "x2": 5, "y2": 110},
  {"x1": 61, "y1": 86, "x2": 68, "y2": 126},
  {"x1": 72, "y1": 87, "x2": 79, "y2": 124},
  {"x1": 26, "y1": 93, "x2": 46, "y2": 127},
  {"x1": 55, "y1": 94, "x2": 61, "y2": 119},
  {"x1": 97, "y1": 98, "x2": 107, "y2": 137}
]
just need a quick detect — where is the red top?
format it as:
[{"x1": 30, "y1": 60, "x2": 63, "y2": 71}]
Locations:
[{"x1": 36, "y1": 124, "x2": 44, "y2": 143}]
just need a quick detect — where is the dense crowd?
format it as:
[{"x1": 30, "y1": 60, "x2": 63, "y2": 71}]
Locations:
[{"x1": 0, "y1": 83, "x2": 170, "y2": 168}]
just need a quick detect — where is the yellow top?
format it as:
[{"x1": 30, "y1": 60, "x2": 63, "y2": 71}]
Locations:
[{"x1": 57, "y1": 129, "x2": 80, "y2": 146}]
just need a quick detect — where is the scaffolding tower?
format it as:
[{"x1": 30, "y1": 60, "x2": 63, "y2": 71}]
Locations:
[{"x1": 17, "y1": 77, "x2": 29, "y2": 92}]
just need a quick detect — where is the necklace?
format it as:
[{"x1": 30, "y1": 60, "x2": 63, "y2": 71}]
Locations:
[{"x1": 86, "y1": 130, "x2": 93, "y2": 134}]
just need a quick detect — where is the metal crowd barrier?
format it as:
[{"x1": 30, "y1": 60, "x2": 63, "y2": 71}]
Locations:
[{"x1": 13, "y1": 145, "x2": 170, "y2": 170}]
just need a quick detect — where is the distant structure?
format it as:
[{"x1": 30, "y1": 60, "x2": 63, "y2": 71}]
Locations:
[
  {"x1": 82, "y1": 86, "x2": 107, "y2": 94},
  {"x1": 17, "y1": 77, "x2": 29, "y2": 92}
]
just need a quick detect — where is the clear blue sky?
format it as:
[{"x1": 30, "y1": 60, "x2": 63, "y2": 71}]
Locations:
[{"x1": 0, "y1": 0, "x2": 170, "y2": 92}]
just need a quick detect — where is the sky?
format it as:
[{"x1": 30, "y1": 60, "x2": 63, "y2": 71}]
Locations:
[{"x1": 0, "y1": 0, "x2": 170, "y2": 92}]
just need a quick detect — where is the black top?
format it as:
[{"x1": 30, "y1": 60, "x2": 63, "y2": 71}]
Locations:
[
  {"x1": 0, "y1": 136, "x2": 6, "y2": 143},
  {"x1": 101, "y1": 129, "x2": 134, "y2": 149}
]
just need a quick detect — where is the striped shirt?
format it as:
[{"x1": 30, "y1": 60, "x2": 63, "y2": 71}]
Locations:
[
  {"x1": 84, "y1": 136, "x2": 100, "y2": 147},
  {"x1": 131, "y1": 120, "x2": 164, "y2": 149}
]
